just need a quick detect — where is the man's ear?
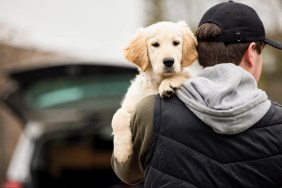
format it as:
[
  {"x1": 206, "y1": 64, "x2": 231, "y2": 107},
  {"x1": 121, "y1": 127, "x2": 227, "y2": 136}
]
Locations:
[{"x1": 241, "y1": 42, "x2": 256, "y2": 68}]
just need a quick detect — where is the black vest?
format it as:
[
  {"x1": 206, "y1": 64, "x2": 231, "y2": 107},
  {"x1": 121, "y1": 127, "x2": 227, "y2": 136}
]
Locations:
[{"x1": 144, "y1": 95, "x2": 282, "y2": 188}]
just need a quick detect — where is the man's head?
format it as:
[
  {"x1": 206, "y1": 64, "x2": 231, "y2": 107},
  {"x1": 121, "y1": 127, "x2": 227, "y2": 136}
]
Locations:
[{"x1": 196, "y1": 0, "x2": 282, "y2": 76}]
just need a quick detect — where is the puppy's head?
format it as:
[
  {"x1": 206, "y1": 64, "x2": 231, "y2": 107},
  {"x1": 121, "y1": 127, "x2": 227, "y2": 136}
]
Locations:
[{"x1": 124, "y1": 21, "x2": 198, "y2": 74}]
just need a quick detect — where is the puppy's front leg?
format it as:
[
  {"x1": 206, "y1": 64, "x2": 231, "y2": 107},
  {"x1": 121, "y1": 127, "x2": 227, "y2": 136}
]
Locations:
[
  {"x1": 112, "y1": 108, "x2": 133, "y2": 163},
  {"x1": 159, "y1": 73, "x2": 191, "y2": 98}
]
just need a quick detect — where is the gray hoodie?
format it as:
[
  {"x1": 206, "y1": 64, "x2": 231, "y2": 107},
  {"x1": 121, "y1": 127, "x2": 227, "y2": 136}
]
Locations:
[{"x1": 176, "y1": 63, "x2": 271, "y2": 135}]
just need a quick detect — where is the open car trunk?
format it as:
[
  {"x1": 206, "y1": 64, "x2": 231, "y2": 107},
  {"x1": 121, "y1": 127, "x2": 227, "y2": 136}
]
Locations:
[{"x1": 1, "y1": 62, "x2": 143, "y2": 188}]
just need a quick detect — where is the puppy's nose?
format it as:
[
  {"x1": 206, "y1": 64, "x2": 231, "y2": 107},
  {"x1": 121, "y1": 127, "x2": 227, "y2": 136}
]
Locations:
[{"x1": 163, "y1": 57, "x2": 174, "y2": 67}]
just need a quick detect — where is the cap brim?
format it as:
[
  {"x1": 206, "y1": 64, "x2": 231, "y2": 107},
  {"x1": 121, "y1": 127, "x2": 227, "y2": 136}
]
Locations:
[{"x1": 265, "y1": 38, "x2": 282, "y2": 50}]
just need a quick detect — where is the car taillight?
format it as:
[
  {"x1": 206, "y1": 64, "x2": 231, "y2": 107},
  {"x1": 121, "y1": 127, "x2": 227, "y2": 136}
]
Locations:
[{"x1": 2, "y1": 181, "x2": 23, "y2": 188}]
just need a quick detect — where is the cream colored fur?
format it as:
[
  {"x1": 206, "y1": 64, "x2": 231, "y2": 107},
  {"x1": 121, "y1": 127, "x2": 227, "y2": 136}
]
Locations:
[{"x1": 112, "y1": 21, "x2": 198, "y2": 163}]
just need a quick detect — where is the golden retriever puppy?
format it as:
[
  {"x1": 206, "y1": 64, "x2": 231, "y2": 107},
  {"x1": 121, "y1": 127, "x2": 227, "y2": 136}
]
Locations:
[{"x1": 112, "y1": 21, "x2": 198, "y2": 163}]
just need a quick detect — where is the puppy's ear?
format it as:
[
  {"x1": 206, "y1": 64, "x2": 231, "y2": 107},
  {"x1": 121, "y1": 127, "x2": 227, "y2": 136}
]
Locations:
[
  {"x1": 177, "y1": 21, "x2": 198, "y2": 67},
  {"x1": 124, "y1": 29, "x2": 149, "y2": 72}
]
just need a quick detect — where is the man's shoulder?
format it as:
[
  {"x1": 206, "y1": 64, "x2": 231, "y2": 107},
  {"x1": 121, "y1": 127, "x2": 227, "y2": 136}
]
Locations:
[
  {"x1": 269, "y1": 101, "x2": 282, "y2": 115},
  {"x1": 270, "y1": 101, "x2": 282, "y2": 118},
  {"x1": 259, "y1": 101, "x2": 282, "y2": 126},
  {"x1": 271, "y1": 101, "x2": 282, "y2": 108},
  {"x1": 131, "y1": 95, "x2": 156, "y2": 128},
  {"x1": 135, "y1": 95, "x2": 156, "y2": 113}
]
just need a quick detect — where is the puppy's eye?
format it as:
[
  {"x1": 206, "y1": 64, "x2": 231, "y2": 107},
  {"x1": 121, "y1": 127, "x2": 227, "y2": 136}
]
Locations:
[
  {"x1": 173, "y1": 41, "x2": 180, "y2": 46},
  {"x1": 152, "y1": 42, "x2": 160, "y2": 48}
]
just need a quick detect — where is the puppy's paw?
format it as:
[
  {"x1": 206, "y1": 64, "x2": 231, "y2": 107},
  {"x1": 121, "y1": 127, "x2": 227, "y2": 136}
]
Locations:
[
  {"x1": 112, "y1": 109, "x2": 133, "y2": 163},
  {"x1": 159, "y1": 75, "x2": 187, "y2": 98},
  {"x1": 159, "y1": 79, "x2": 178, "y2": 98},
  {"x1": 159, "y1": 81, "x2": 175, "y2": 98}
]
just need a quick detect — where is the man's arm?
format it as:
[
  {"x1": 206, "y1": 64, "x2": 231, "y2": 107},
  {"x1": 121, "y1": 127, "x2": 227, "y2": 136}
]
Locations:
[{"x1": 111, "y1": 95, "x2": 155, "y2": 184}]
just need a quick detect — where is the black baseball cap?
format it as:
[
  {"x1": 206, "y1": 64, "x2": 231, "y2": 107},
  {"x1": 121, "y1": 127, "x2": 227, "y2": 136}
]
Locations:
[{"x1": 198, "y1": 0, "x2": 282, "y2": 50}]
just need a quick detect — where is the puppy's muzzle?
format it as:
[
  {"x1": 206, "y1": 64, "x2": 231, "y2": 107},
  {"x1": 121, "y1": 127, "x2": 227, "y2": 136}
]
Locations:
[{"x1": 163, "y1": 57, "x2": 174, "y2": 67}]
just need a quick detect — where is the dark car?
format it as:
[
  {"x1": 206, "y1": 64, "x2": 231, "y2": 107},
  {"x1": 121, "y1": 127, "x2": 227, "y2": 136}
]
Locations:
[{"x1": 1, "y1": 62, "x2": 143, "y2": 188}]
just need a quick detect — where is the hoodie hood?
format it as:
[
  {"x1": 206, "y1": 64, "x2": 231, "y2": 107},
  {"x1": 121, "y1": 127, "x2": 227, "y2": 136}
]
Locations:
[{"x1": 176, "y1": 63, "x2": 271, "y2": 134}]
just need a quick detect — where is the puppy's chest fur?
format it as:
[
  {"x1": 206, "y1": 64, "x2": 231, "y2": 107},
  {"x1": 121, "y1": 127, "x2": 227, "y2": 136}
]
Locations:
[
  {"x1": 137, "y1": 72, "x2": 163, "y2": 90},
  {"x1": 122, "y1": 73, "x2": 163, "y2": 113}
]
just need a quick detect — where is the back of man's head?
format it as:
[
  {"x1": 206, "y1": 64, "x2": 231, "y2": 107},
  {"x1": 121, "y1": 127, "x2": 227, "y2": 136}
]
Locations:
[{"x1": 196, "y1": 0, "x2": 281, "y2": 67}]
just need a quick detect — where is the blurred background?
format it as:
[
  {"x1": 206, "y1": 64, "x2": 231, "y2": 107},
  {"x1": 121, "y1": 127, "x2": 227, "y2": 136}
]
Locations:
[{"x1": 0, "y1": 0, "x2": 281, "y2": 186}]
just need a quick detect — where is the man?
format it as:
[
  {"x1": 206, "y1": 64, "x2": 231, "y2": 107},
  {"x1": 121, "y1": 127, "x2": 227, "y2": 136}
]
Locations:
[{"x1": 112, "y1": 1, "x2": 282, "y2": 187}]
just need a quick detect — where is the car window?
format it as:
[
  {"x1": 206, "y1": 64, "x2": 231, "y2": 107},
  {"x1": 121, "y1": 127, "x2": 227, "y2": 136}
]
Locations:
[{"x1": 24, "y1": 75, "x2": 131, "y2": 110}]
